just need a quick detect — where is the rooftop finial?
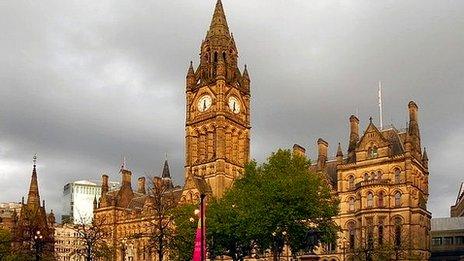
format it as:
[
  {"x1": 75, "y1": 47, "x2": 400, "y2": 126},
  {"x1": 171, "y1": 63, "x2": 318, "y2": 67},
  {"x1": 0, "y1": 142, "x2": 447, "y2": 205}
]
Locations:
[
  {"x1": 121, "y1": 155, "x2": 126, "y2": 171},
  {"x1": 33, "y1": 154, "x2": 37, "y2": 167}
]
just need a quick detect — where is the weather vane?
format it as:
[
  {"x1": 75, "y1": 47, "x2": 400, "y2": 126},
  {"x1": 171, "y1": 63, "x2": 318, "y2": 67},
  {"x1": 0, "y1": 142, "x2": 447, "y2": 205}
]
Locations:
[{"x1": 33, "y1": 153, "x2": 37, "y2": 166}]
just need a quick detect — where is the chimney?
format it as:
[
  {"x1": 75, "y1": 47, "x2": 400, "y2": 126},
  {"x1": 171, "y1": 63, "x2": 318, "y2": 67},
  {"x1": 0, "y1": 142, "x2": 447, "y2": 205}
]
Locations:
[
  {"x1": 293, "y1": 144, "x2": 306, "y2": 157},
  {"x1": 137, "y1": 177, "x2": 146, "y2": 194},
  {"x1": 121, "y1": 169, "x2": 132, "y2": 188},
  {"x1": 408, "y1": 101, "x2": 418, "y2": 123},
  {"x1": 407, "y1": 101, "x2": 421, "y2": 152},
  {"x1": 348, "y1": 115, "x2": 359, "y2": 155},
  {"x1": 317, "y1": 138, "x2": 328, "y2": 169},
  {"x1": 101, "y1": 175, "x2": 109, "y2": 195}
]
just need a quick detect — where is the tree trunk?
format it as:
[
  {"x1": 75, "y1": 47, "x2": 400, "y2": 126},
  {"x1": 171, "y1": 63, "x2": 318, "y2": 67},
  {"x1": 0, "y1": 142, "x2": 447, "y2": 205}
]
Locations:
[
  {"x1": 273, "y1": 251, "x2": 278, "y2": 261},
  {"x1": 86, "y1": 245, "x2": 91, "y2": 261}
]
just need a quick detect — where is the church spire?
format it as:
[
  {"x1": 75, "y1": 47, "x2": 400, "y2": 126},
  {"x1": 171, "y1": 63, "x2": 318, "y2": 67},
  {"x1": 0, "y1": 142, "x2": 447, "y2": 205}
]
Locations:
[
  {"x1": 27, "y1": 154, "x2": 41, "y2": 208},
  {"x1": 207, "y1": 0, "x2": 230, "y2": 39},
  {"x1": 162, "y1": 155, "x2": 171, "y2": 179}
]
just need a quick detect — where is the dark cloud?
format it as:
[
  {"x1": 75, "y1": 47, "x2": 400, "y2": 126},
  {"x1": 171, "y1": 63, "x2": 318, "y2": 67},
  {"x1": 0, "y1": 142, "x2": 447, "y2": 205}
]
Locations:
[{"x1": 0, "y1": 0, "x2": 463, "y2": 218}]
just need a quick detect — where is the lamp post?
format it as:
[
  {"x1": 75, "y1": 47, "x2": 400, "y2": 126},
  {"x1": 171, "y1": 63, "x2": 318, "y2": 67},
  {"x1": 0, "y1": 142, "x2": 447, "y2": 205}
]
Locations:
[
  {"x1": 200, "y1": 193, "x2": 206, "y2": 261},
  {"x1": 33, "y1": 230, "x2": 43, "y2": 261},
  {"x1": 282, "y1": 231, "x2": 289, "y2": 261}
]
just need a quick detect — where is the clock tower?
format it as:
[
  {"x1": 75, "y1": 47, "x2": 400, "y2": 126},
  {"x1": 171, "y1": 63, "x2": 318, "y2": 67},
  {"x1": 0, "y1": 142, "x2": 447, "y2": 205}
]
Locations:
[{"x1": 182, "y1": 0, "x2": 250, "y2": 199}]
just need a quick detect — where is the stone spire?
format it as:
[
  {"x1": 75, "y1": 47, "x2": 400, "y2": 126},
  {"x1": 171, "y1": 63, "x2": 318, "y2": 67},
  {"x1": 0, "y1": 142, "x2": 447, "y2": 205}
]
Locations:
[
  {"x1": 336, "y1": 142, "x2": 343, "y2": 157},
  {"x1": 194, "y1": 0, "x2": 247, "y2": 88},
  {"x1": 206, "y1": 0, "x2": 230, "y2": 39},
  {"x1": 162, "y1": 158, "x2": 171, "y2": 179},
  {"x1": 336, "y1": 143, "x2": 344, "y2": 164},
  {"x1": 27, "y1": 154, "x2": 41, "y2": 208}
]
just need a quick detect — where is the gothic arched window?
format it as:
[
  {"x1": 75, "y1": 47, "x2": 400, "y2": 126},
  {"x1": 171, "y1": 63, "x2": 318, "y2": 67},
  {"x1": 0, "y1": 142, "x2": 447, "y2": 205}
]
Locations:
[
  {"x1": 394, "y1": 168, "x2": 401, "y2": 183},
  {"x1": 378, "y1": 192, "x2": 384, "y2": 207},
  {"x1": 378, "y1": 219, "x2": 384, "y2": 245},
  {"x1": 394, "y1": 217, "x2": 402, "y2": 248},
  {"x1": 348, "y1": 222, "x2": 356, "y2": 249},
  {"x1": 349, "y1": 197, "x2": 355, "y2": 211},
  {"x1": 348, "y1": 176, "x2": 355, "y2": 190},
  {"x1": 395, "y1": 191, "x2": 402, "y2": 207},
  {"x1": 367, "y1": 192, "x2": 374, "y2": 208}
]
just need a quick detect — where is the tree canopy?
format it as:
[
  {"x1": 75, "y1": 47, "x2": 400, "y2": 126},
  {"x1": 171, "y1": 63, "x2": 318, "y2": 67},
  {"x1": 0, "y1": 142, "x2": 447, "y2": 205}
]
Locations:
[{"x1": 207, "y1": 149, "x2": 339, "y2": 260}]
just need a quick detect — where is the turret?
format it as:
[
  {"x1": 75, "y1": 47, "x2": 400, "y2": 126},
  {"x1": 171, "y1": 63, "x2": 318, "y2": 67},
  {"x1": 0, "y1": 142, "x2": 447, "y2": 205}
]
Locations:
[
  {"x1": 317, "y1": 138, "x2": 328, "y2": 170},
  {"x1": 336, "y1": 143, "x2": 344, "y2": 164},
  {"x1": 186, "y1": 61, "x2": 196, "y2": 89},
  {"x1": 293, "y1": 144, "x2": 306, "y2": 158},
  {"x1": 242, "y1": 65, "x2": 250, "y2": 91},
  {"x1": 422, "y1": 147, "x2": 429, "y2": 167},
  {"x1": 137, "y1": 177, "x2": 146, "y2": 194}
]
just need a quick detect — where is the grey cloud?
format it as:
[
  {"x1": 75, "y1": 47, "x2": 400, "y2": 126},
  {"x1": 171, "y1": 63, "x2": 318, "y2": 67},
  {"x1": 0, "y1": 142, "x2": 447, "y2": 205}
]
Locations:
[{"x1": 1, "y1": 0, "x2": 463, "y2": 218}]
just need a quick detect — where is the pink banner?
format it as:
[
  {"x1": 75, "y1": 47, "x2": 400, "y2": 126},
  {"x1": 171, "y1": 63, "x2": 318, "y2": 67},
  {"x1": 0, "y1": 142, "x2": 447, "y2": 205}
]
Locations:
[
  {"x1": 193, "y1": 199, "x2": 206, "y2": 261},
  {"x1": 192, "y1": 227, "x2": 203, "y2": 261}
]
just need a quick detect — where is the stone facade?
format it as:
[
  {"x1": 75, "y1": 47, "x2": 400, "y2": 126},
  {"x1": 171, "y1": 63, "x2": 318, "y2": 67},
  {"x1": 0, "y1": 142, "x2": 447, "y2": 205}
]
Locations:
[
  {"x1": 0, "y1": 202, "x2": 21, "y2": 232},
  {"x1": 303, "y1": 102, "x2": 431, "y2": 260},
  {"x1": 94, "y1": 160, "x2": 182, "y2": 260}
]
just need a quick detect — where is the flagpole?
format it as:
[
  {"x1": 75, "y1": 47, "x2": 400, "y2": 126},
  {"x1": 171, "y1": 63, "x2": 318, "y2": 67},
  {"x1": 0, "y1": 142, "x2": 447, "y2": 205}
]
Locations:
[{"x1": 378, "y1": 81, "x2": 383, "y2": 129}]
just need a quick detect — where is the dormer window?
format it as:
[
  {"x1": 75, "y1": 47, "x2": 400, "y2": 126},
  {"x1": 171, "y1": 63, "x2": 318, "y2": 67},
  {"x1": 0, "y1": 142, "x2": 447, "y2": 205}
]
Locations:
[{"x1": 368, "y1": 146, "x2": 378, "y2": 158}]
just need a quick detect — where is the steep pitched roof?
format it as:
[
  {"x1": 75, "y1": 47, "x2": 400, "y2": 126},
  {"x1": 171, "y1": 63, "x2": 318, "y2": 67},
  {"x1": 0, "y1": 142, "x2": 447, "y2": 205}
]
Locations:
[
  {"x1": 162, "y1": 159, "x2": 171, "y2": 179},
  {"x1": 27, "y1": 156, "x2": 40, "y2": 208},
  {"x1": 206, "y1": 0, "x2": 230, "y2": 39}
]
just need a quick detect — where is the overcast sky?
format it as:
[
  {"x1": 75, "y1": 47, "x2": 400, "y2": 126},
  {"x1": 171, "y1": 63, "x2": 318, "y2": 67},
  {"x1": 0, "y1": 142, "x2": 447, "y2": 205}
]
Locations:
[{"x1": 1, "y1": 0, "x2": 463, "y2": 219}]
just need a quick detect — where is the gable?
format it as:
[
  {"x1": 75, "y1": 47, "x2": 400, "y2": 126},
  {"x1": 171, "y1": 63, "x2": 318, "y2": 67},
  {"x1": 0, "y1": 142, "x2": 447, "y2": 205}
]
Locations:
[{"x1": 356, "y1": 122, "x2": 390, "y2": 152}]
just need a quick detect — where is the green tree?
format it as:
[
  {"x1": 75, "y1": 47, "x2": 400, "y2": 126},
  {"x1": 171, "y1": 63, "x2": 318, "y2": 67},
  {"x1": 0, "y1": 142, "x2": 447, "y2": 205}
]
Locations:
[
  {"x1": 0, "y1": 228, "x2": 12, "y2": 259},
  {"x1": 168, "y1": 203, "x2": 198, "y2": 261},
  {"x1": 207, "y1": 149, "x2": 339, "y2": 261}
]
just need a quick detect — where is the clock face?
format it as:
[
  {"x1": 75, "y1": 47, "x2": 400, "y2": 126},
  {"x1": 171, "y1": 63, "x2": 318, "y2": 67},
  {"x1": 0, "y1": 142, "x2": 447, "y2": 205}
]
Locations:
[
  {"x1": 198, "y1": 95, "x2": 212, "y2": 112},
  {"x1": 228, "y1": 97, "x2": 240, "y2": 114}
]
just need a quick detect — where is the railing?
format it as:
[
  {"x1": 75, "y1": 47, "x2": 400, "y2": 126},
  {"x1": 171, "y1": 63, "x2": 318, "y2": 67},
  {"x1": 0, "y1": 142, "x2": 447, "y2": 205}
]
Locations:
[{"x1": 355, "y1": 179, "x2": 390, "y2": 189}]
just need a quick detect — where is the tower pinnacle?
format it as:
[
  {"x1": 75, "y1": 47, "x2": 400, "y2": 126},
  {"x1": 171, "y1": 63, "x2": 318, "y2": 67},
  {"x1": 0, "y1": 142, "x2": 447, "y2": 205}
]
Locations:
[
  {"x1": 27, "y1": 154, "x2": 41, "y2": 208},
  {"x1": 207, "y1": 0, "x2": 230, "y2": 39}
]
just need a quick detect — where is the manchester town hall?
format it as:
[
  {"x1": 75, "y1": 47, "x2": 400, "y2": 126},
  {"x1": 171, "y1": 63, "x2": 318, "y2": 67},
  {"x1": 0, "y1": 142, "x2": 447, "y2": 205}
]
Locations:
[{"x1": 93, "y1": 0, "x2": 431, "y2": 260}]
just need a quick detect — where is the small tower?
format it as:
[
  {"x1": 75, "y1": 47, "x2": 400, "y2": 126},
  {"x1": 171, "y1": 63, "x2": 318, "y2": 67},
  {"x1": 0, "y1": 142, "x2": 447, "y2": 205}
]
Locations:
[{"x1": 336, "y1": 143, "x2": 344, "y2": 164}]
